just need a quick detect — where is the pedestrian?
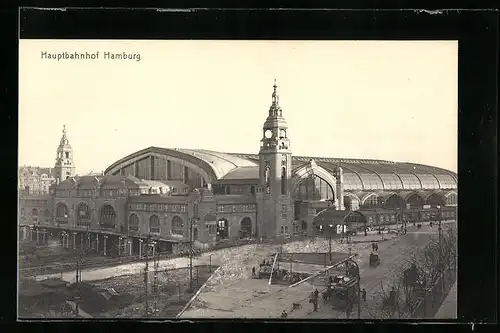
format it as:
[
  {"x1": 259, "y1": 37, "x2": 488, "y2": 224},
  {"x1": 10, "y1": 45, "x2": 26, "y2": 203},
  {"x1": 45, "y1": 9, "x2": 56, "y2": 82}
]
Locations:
[
  {"x1": 362, "y1": 288, "x2": 367, "y2": 301},
  {"x1": 281, "y1": 310, "x2": 288, "y2": 319},
  {"x1": 309, "y1": 291, "x2": 315, "y2": 308},
  {"x1": 371, "y1": 243, "x2": 375, "y2": 251},
  {"x1": 313, "y1": 292, "x2": 318, "y2": 312},
  {"x1": 252, "y1": 266, "x2": 256, "y2": 277},
  {"x1": 314, "y1": 288, "x2": 319, "y2": 298}
]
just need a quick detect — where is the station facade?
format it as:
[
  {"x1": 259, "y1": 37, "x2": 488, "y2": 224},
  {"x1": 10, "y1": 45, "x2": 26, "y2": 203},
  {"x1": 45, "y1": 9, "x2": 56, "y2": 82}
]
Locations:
[{"x1": 19, "y1": 82, "x2": 458, "y2": 256}]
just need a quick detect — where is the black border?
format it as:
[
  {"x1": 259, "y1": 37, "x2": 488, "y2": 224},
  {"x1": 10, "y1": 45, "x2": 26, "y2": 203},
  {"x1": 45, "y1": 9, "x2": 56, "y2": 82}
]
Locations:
[{"x1": 5, "y1": 6, "x2": 499, "y2": 331}]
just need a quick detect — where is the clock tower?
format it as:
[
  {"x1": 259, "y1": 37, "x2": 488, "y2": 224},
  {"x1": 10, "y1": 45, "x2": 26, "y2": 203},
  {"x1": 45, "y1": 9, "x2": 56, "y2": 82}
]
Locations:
[
  {"x1": 256, "y1": 81, "x2": 294, "y2": 238},
  {"x1": 53, "y1": 125, "x2": 75, "y2": 184}
]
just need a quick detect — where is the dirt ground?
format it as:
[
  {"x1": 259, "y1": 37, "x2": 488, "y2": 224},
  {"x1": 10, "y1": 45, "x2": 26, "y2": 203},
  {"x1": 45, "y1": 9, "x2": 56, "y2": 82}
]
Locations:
[{"x1": 79, "y1": 265, "x2": 216, "y2": 318}]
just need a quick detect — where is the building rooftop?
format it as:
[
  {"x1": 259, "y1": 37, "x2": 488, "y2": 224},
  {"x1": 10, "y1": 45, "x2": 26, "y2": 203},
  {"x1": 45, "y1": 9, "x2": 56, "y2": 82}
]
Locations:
[{"x1": 104, "y1": 147, "x2": 457, "y2": 191}]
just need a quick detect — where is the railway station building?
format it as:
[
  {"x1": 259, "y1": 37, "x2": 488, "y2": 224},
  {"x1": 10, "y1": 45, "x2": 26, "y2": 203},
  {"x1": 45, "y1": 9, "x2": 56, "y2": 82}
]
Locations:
[{"x1": 19, "y1": 82, "x2": 458, "y2": 256}]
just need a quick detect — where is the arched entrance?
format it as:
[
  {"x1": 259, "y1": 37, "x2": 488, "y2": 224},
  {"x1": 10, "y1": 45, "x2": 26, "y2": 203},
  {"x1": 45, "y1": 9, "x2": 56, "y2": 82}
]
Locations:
[
  {"x1": 55, "y1": 203, "x2": 68, "y2": 224},
  {"x1": 385, "y1": 193, "x2": 406, "y2": 209},
  {"x1": 406, "y1": 193, "x2": 425, "y2": 208},
  {"x1": 217, "y1": 218, "x2": 229, "y2": 240},
  {"x1": 129, "y1": 214, "x2": 139, "y2": 232},
  {"x1": 149, "y1": 215, "x2": 160, "y2": 233},
  {"x1": 301, "y1": 220, "x2": 307, "y2": 232},
  {"x1": 427, "y1": 193, "x2": 446, "y2": 207},
  {"x1": 76, "y1": 203, "x2": 91, "y2": 226},
  {"x1": 100, "y1": 204, "x2": 117, "y2": 229},
  {"x1": 240, "y1": 217, "x2": 252, "y2": 238},
  {"x1": 171, "y1": 216, "x2": 184, "y2": 236}
]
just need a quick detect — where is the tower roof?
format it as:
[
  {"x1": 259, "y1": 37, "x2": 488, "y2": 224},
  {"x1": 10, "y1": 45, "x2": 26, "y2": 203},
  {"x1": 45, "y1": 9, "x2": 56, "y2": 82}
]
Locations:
[
  {"x1": 263, "y1": 80, "x2": 288, "y2": 129},
  {"x1": 58, "y1": 124, "x2": 72, "y2": 150}
]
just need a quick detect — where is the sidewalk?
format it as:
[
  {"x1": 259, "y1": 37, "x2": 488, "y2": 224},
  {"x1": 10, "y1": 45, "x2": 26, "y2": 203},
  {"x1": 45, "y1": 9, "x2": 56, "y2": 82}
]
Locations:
[{"x1": 434, "y1": 280, "x2": 457, "y2": 319}]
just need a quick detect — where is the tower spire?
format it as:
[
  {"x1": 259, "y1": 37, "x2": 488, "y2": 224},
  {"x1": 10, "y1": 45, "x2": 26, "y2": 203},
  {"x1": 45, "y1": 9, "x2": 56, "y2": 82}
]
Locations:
[
  {"x1": 272, "y1": 79, "x2": 279, "y2": 106},
  {"x1": 269, "y1": 79, "x2": 282, "y2": 116},
  {"x1": 60, "y1": 124, "x2": 68, "y2": 145}
]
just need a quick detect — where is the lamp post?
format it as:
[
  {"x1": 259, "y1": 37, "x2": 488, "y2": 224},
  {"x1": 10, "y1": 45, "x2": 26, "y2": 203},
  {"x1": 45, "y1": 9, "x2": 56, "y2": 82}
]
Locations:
[
  {"x1": 437, "y1": 205, "x2": 444, "y2": 293},
  {"x1": 327, "y1": 224, "x2": 334, "y2": 264},
  {"x1": 139, "y1": 239, "x2": 143, "y2": 259},
  {"x1": 41, "y1": 228, "x2": 47, "y2": 245},
  {"x1": 118, "y1": 236, "x2": 123, "y2": 258},
  {"x1": 103, "y1": 235, "x2": 108, "y2": 256},
  {"x1": 187, "y1": 216, "x2": 199, "y2": 293}
]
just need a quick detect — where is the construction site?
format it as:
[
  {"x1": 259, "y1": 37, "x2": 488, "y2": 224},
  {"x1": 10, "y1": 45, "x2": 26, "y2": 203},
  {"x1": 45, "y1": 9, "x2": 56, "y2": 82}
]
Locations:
[{"x1": 18, "y1": 234, "x2": 217, "y2": 318}]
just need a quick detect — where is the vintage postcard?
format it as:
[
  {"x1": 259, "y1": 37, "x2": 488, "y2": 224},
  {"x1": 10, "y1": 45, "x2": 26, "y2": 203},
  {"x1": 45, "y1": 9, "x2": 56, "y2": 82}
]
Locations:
[{"x1": 18, "y1": 39, "x2": 458, "y2": 320}]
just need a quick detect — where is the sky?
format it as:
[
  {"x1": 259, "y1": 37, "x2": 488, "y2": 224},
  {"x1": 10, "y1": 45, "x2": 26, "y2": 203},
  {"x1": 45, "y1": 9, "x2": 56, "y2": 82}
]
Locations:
[{"x1": 19, "y1": 40, "x2": 458, "y2": 175}]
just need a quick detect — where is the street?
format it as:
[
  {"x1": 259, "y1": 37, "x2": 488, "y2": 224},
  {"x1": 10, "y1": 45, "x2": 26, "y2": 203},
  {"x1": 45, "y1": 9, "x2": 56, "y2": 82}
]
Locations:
[{"x1": 181, "y1": 223, "x2": 448, "y2": 319}]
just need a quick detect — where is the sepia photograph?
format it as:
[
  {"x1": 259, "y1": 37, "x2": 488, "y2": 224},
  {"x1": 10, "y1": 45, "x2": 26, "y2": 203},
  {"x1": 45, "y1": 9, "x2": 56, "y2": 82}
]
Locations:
[{"x1": 18, "y1": 39, "x2": 458, "y2": 320}]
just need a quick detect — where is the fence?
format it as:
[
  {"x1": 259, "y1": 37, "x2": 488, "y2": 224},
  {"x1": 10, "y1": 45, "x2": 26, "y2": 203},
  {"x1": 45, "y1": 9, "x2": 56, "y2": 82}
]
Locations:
[{"x1": 410, "y1": 259, "x2": 457, "y2": 318}]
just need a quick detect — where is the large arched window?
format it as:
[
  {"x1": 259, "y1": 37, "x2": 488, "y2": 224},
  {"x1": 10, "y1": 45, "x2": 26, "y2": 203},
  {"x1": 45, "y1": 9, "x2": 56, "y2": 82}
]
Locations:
[
  {"x1": 293, "y1": 174, "x2": 334, "y2": 202},
  {"x1": 171, "y1": 216, "x2": 184, "y2": 236},
  {"x1": 129, "y1": 213, "x2": 139, "y2": 232},
  {"x1": 100, "y1": 205, "x2": 116, "y2": 228},
  {"x1": 406, "y1": 193, "x2": 424, "y2": 208},
  {"x1": 426, "y1": 193, "x2": 446, "y2": 207},
  {"x1": 385, "y1": 194, "x2": 406, "y2": 209},
  {"x1": 445, "y1": 192, "x2": 457, "y2": 206},
  {"x1": 362, "y1": 194, "x2": 382, "y2": 208},
  {"x1": 217, "y1": 218, "x2": 229, "y2": 239},
  {"x1": 149, "y1": 215, "x2": 160, "y2": 233},
  {"x1": 55, "y1": 203, "x2": 68, "y2": 224},
  {"x1": 76, "y1": 203, "x2": 91, "y2": 226},
  {"x1": 240, "y1": 217, "x2": 252, "y2": 238}
]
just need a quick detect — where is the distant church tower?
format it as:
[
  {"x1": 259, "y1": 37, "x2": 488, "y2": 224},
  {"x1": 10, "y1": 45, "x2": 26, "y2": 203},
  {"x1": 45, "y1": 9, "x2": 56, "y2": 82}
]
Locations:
[
  {"x1": 256, "y1": 81, "x2": 294, "y2": 238},
  {"x1": 53, "y1": 125, "x2": 75, "y2": 184}
]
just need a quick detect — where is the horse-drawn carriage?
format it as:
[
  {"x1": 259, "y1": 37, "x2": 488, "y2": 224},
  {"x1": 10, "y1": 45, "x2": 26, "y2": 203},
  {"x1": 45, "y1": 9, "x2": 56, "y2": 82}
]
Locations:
[
  {"x1": 369, "y1": 253, "x2": 381, "y2": 267},
  {"x1": 322, "y1": 275, "x2": 359, "y2": 310},
  {"x1": 257, "y1": 263, "x2": 278, "y2": 279}
]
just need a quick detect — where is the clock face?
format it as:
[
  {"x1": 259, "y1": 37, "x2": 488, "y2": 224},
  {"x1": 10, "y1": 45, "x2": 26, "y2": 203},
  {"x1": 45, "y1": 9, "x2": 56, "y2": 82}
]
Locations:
[{"x1": 265, "y1": 129, "x2": 273, "y2": 139}]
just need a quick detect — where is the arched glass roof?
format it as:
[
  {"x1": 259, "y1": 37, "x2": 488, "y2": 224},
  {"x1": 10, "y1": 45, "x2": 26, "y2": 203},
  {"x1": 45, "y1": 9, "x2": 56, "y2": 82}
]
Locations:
[
  {"x1": 359, "y1": 173, "x2": 384, "y2": 190},
  {"x1": 416, "y1": 174, "x2": 440, "y2": 190},
  {"x1": 106, "y1": 149, "x2": 457, "y2": 191},
  {"x1": 398, "y1": 174, "x2": 422, "y2": 189},
  {"x1": 343, "y1": 173, "x2": 364, "y2": 190},
  {"x1": 435, "y1": 174, "x2": 457, "y2": 189},
  {"x1": 379, "y1": 174, "x2": 403, "y2": 190}
]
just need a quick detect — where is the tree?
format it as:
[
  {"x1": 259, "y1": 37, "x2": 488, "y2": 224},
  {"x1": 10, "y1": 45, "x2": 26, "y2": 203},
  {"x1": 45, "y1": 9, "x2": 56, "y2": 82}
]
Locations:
[{"x1": 368, "y1": 225, "x2": 457, "y2": 319}]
